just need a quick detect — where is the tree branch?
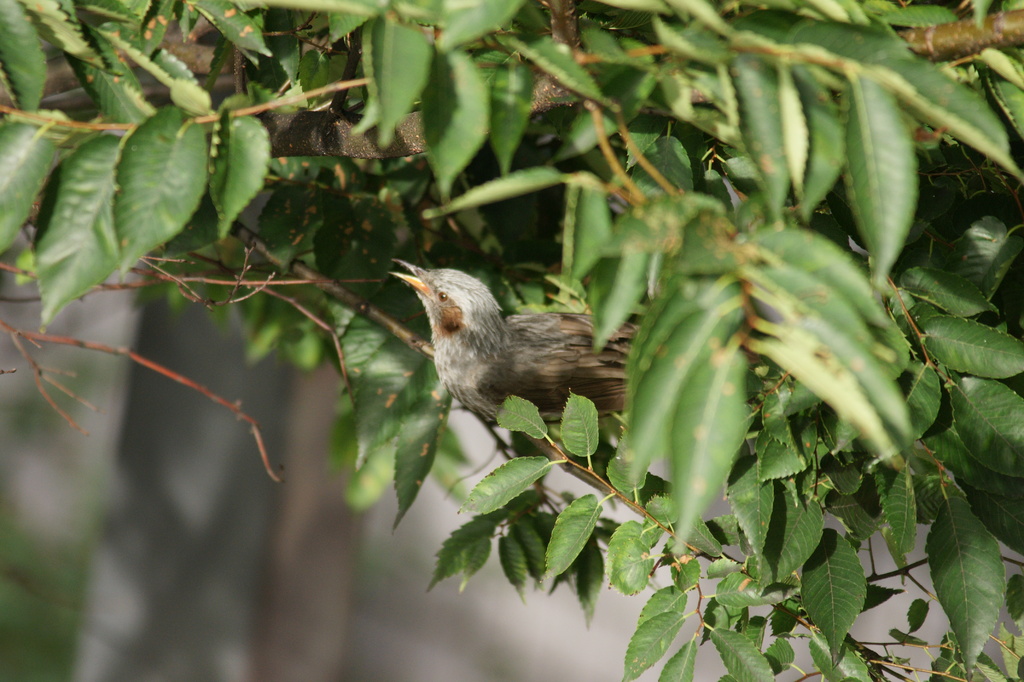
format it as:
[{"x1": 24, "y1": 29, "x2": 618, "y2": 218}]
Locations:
[{"x1": 902, "y1": 9, "x2": 1024, "y2": 61}]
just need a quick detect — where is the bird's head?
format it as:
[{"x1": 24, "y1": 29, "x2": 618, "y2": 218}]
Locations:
[{"x1": 392, "y1": 260, "x2": 508, "y2": 350}]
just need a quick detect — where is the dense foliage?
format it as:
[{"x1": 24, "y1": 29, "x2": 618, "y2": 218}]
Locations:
[{"x1": 3, "y1": 0, "x2": 1024, "y2": 678}]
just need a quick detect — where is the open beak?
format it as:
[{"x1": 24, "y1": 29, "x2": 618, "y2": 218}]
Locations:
[{"x1": 391, "y1": 259, "x2": 432, "y2": 296}]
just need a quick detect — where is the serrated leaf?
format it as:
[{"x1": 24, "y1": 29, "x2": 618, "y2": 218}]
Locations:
[
  {"x1": 629, "y1": 280, "x2": 744, "y2": 481},
  {"x1": 900, "y1": 361, "x2": 940, "y2": 440},
  {"x1": 431, "y1": 511, "x2": 502, "y2": 589},
  {"x1": 561, "y1": 393, "x2": 600, "y2": 458},
  {"x1": 36, "y1": 135, "x2": 120, "y2": 325},
  {"x1": 726, "y1": 456, "x2": 773, "y2": 556},
  {"x1": 1008, "y1": 574, "x2": 1024, "y2": 631},
  {"x1": 765, "y1": 638, "x2": 794, "y2": 674},
  {"x1": 624, "y1": 610, "x2": 688, "y2": 681},
  {"x1": 102, "y1": 30, "x2": 212, "y2": 116},
  {"x1": 497, "y1": 395, "x2": 548, "y2": 439},
  {"x1": 710, "y1": 628, "x2": 775, "y2": 682},
  {"x1": 763, "y1": 483, "x2": 824, "y2": 582},
  {"x1": 899, "y1": 267, "x2": 996, "y2": 317},
  {"x1": 950, "y1": 376, "x2": 1024, "y2": 478},
  {"x1": 0, "y1": 122, "x2": 53, "y2": 252},
  {"x1": 498, "y1": 533, "x2": 529, "y2": 598},
  {"x1": 962, "y1": 483, "x2": 1024, "y2": 555},
  {"x1": 922, "y1": 316, "x2": 1024, "y2": 379},
  {"x1": 194, "y1": 0, "x2": 270, "y2": 58},
  {"x1": 907, "y1": 598, "x2": 929, "y2": 633},
  {"x1": 659, "y1": 639, "x2": 697, "y2": 682},
  {"x1": 258, "y1": 183, "x2": 322, "y2": 263},
  {"x1": 607, "y1": 520, "x2": 660, "y2": 595},
  {"x1": 209, "y1": 114, "x2": 270, "y2": 238},
  {"x1": 949, "y1": 217, "x2": 1023, "y2": 298},
  {"x1": 114, "y1": 108, "x2": 208, "y2": 270},
  {"x1": 507, "y1": 35, "x2": 604, "y2": 101},
  {"x1": 460, "y1": 457, "x2": 551, "y2": 514},
  {"x1": 793, "y1": 65, "x2": 843, "y2": 222},
  {"x1": 315, "y1": 194, "x2": 398, "y2": 297},
  {"x1": 439, "y1": 0, "x2": 525, "y2": 50},
  {"x1": 546, "y1": 494, "x2": 601, "y2": 577},
  {"x1": 801, "y1": 528, "x2": 866, "y2": 657},
  {"x1": 588, "y1": 250, "x2": 649, "y2": 349},
  {"x1": 393, "y1": 365, "x2": 450, "y2": 526},
  {"x1": 875, "y1": 466, "x2": 916, "y2": 559},
  {"x1": 16, "y1": 0, "x2": 98, "y2": 62},
  {"x1": 489, "y1": 60, "x2": 533, "y2": 175},
  {"x1": 809, "y1": 630, "x2": 872, "y2": 682},
  {"x1": 631, "y1": 136, "x2": 693, "y2": 197},
  {"x1": 715, "y1": 571, "x2": 797, "y2": 608},
  {"x1": 423, "y1": 166, "x2": 566, "y2": 219},
  {"x1": 844, "y1": 74, "x2": 917, "y2": 288},
  {"x1": 732, "y1": 54, "x2": 788, "y2": 216},
  {"x1": 365, "y1": 18, "x2": 432, "y2": 148},
  {"x1": 927, "y1": 495, "x2": 1005, "y2": 673},
  {"x1": 0, "y1": 0, "x2": 45, "y2": 110},
  {"x1": 422, "y1": 49, "x2": 489, "y2": 198},
  {"x1": 575, "y1": 540, "x2": 604, "y2": 624}
]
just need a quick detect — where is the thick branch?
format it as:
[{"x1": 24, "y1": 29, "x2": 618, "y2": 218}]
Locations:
[
  {"x1": 902, "y1": 9, "x2": 1024, "y2": 61},
  {"x1": 264, "y1": 76, "x2": 573, "y2": 159}
]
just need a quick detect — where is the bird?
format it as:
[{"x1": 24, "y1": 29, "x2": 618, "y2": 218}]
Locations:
[{"x1": 392, "y1": 260, "x2": 634, "y2": 420}]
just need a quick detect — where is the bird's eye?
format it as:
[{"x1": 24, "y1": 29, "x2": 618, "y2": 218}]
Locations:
[{"x1": 438, "y1": 292, "x2": 449, "y2": 302}]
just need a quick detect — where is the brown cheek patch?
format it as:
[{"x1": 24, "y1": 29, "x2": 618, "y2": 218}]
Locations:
[{"x1": 438, "y1": 307, "x2": 464, "y2": 335}]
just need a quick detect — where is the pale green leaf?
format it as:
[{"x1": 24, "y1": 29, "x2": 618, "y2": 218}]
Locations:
[
  {"x1": 423, "y1": 167, "x2": 566, "y2": 219},
  {"x1": 0, "y1": 122, "x2": 53, "y2": 252},
  {"x1": 194, "y1": 0, "x2": 270, "y2": 57},
  {"x1": 844, "y1": 74, "x2": 917, "y2": 288},
  {"x1": 460, "y1": 457, "x2": 552, "y2": 514},
  {"x1": 37, "y1": 135, "x2": 120, "y2": 325},
  {"x1": 439, "y1": 0, "x2": 525, "y2": 50},
  {"x1": 209, "y1": 114, "x2": 270, "y2": 238},
  {"x1": 561, "y1": 393, "x2": 600, "y2": 458},
  {"x1": 365, "y1": 18, "x2": 432, "y2": 148},
  {"x1": 497, "y1": 395, "x2": 548, "y2": 439},
  {"x1": 710, "y1": 629, "x2": 775, "y2": 682},
  {"x1": 624, "y1": 610, "x2": 688, "y2": 681},
  {"x1": 732, "y1": 53, "x2": 788, "y2": 216},
  {"x1": 506, "y1": 35, "x2": 604, "y2": 101},
  {"x1": 0, "y1": 0, "x2": 45, "y2": 110},
  {"x1": 545, "y1": 494, "x2": 601, "y2": 577},
  {"x1": 489, "y1": 60, "x2": 533, "y2": 175},
  {"x1": 659, "y1": 639, "x2": 697, "y2": 682}
]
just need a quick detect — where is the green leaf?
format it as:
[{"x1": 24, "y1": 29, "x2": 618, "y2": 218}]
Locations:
[
  {"x1": 949, "y1": 217, "x2": 1023, "y2": 298},
  {"x1": 793, "y1": 65, "x2": 843, "y2": 222},
  {"x1": 439, "y1": 0, "x2": 525, "y2": 50},
  {"x1": 365, "y1": 18, "x2": 432, "y2": 148},
  {"x1": 209, "y1": 114, "x2": 270, "y2": 238},
  {"x1": 569, "y1": 185, "x2": 614, "y2": 281},
  {"x1": 0, "y1": 122, "x2": 53, "y2": 252},
  {"x1": 809, "y1": 630, "x2": 872, "y2": 682},
  {"x1": 801, "y1": 528, "x2": 866, "y2": 657},
  {"x1": 659, "y1": 639, "x2": 697, "y2": 682},
  {"x1": 588, "y1": 251, "x2": 650, "y2": 348},
  {"x1": 431, "y1": 511, "x2": 502, "y2": 589},
  {"x1": 715, "y1": 571, "x2": 797, "y2": 607},
  {"x1": 460, "y1": 457, "x2": 552, "y2": 514},
  {"x1": 899, "y1": 267, "x2": 996, "y2": 317},
  {"x1": 393, "y1": 366, "x2": 451, "y2": 526},
  {"x1": 631, "y1": 137, "x2": 693, "y2": 196},
  {"x1": 194, "y1": 0, "x2": 270, "y2": 58},
  {"x1": 506, "y1": 35, "x2": 604, "y2": 102},
  {"x1": 422, "y1": 49, "x2": 489, "y2": 198},
  {"x1": 36, "y1": 135, "x2": 120, "y2": 325},
  {"x1": 67, "y1": 28, "x2": 151, "y2": 122},
  {"x1": 1008, "y1": 574, "x2": 1024, "y2": 631},
  {"x1": 923, "y1": 316, "x2": 1024, "y2": 379},
  {"x1": 926, "y1": 495, "x2": 1005, "y2": 673},
  {"x1": 900, "y1": 362, "x2": 940, "y2": 440},
  {"x1": 489, "y1": 60, "x2": 533, "y2": 175},
  {"x1": 624, "y1": 610, "x2": 688, "y2": 680},
  {"x1": 907, "y1": 597, "x2": 929, "y2": 632},
  {"x1": 669, "y1": 338, "x2": 749, "y2": 549},
  {"x1": 258, "y1": 183, "x2": 322, "y2": 263},
  {"x1": 732, "y1": 54, "x2": 788, "y2": 216},
  {"x1": 726, "y1": 456, "x2": 773, "y2": 556},
  {"x1": 0, "y1": 0, "x2": 45, "y2": 110},
  {"x1": 710, "y1": 628, "x2": 775, "y2": 682},
  {"x1": 497, "y1": 395, "x2": 548, "y2": 439},
  {"x1": 844, "y1": 74, "x2": 917, "y2": 288},
  {"x1": 962, "y1": 483, "x2": 1024, "y2": 555},
  {"x1": 114, "y1": 108, "x2": 208, "y2": 270},
  {"x1": 546, "y1": 494, "x2": 601, "y2": 577},
  {"x1": 314, "y1": 194, "x2": 399, "y2": 297},
  {"x1": 763, "y1": 483, "x2": 824, "y2": 582},
  {"x1": 575, "y1": 540, "x2": 604, "y2": 624},
  {"x1": 15, "y1": 0, "x2": 98, "y2": 63},
  {"x1": 875, "y1": 466, "x2": 916, "y2": 559},
  {"x1": 561, "y1": 393, "x2": 600, "y2": 458},
  {"x1": 607, "y1": 520, "x2": 660, "y2": 595},
  {"x1": 629, "y1": 280, "x2": 744, "y2": 481},
  {"x1": 101, "y1": 30, "x2": 212, "y2": 116},
  {"x1": 950, "y1": 376, "x2": 1024, "y2": 478},
  {"x1": 423, "y1": 167, "x2": 566, "y2": 219},
  {"x1": 498, "y1": 533, "x2": 529, "y2": 597}
]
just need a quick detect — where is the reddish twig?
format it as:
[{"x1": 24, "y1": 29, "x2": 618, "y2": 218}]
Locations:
[{"x1": 0, "y1": 317, "x2": 283, "y2": 482}]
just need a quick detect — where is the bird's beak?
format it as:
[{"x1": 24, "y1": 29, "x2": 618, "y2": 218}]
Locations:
[{"x1": 391, "y1": 259, "x2": 432, "y2": 296}]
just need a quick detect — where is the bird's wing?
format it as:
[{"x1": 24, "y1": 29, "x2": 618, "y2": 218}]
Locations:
[{"x1": 494, "y1": 314, "x2": 635, "y2": 416}]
